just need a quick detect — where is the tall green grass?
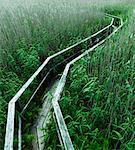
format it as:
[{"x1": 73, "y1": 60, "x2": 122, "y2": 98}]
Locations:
[
  {"x1": 0, "y1": 0, "x2": 134, "y2": 149},
  {"x1": 44, "y1": 3, "x2": 135, "y2": 149},
  {"x1": 0, "y1": 0, "x2": 131, "y2": 67},
  {"x1": 59, "y1": 8, "x2": 135, "y2": 150},
  {"x1": 0, "y1": 1, "x2": 107, "y2": 66},
  {"x1": 0, "y1": 0, "x2": 115, "y2": 148}
]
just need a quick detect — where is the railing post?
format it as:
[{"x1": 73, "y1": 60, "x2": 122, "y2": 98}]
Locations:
[
  {"x1": 4, "y1": 102, "x2": 16, "y2": 150},
  {"x1": 18, "y1": 115, "x2": 22, "y2": 150}
]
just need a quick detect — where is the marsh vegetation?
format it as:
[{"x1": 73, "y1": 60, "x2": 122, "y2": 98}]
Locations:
[{"x1": 0, "y1": 0, "x2": 134, "y2": 149}]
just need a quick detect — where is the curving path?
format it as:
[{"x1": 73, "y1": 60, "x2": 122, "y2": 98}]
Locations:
[{"x1": 4, "y1": 14, "x2": 124, "y2": 150}]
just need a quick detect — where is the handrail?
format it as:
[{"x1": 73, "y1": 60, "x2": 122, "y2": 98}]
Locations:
[
  {"x1": 52, "y1": 14, "x2": 124, "y2": 149},
  {"x1": 4, "y1": 14, "x2": 123, "y2": 150}
]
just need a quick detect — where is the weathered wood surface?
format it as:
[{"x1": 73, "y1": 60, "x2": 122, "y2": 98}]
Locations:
[{"x1": 31, "y1": 80, "x2": 59, "y2": 150}]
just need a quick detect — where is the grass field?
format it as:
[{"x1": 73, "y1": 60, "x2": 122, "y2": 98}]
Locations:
[
  {"x1": 0, "y1": 0, "x2": 112, "y2": 148},
  {"x1": 43, "y1": 2, "x2": 135, "y2": 150},
  {"x1": 0, "y1": 0, "x2": 134, "y2": 149},
  {"x1": 59, "y1": 17, "x2": 135, "y2": 149}
]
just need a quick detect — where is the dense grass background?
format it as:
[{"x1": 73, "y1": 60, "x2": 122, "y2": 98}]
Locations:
[
  {"x1": 0, "y1": 0, "x2": 134, "y2": 149},
  {"x1": 59, "y1": 6, "x2": 135, "y2": 150},
  {"x1": 44, "y1": 3, "x2": 135, "y2": 150},
  {"x1": 0, "y1": 0, "x2": 117, "y2": 148}
]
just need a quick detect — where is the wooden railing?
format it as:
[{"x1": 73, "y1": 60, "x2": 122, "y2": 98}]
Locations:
[{"x1": 4, "y1": 14, "x2": 123, "y2": 150}]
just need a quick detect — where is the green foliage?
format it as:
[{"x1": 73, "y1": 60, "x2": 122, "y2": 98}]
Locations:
[
  {"x1": 0, "y1": 39, "x2": 40, "y2": 148},
  {"x1": 58, "y1": 15, "x2": 134, "y2": 149},
  {"x1": 43, "y1": 116, "x2": 62, "y2": 150},
  {"x1": 0, "y1": 0, "x2": 134, "y2": 149},
  {"x1": 45, "y1": 5, "x2": 135, "y2": 149},
  {"x1": 0, "y1": 1, "x2": 111, "y2": 148}
]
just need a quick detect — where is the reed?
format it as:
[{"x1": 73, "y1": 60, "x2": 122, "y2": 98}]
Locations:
[{"x1": 44, "y1": 2, "x2": 135, "y2": 149}]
